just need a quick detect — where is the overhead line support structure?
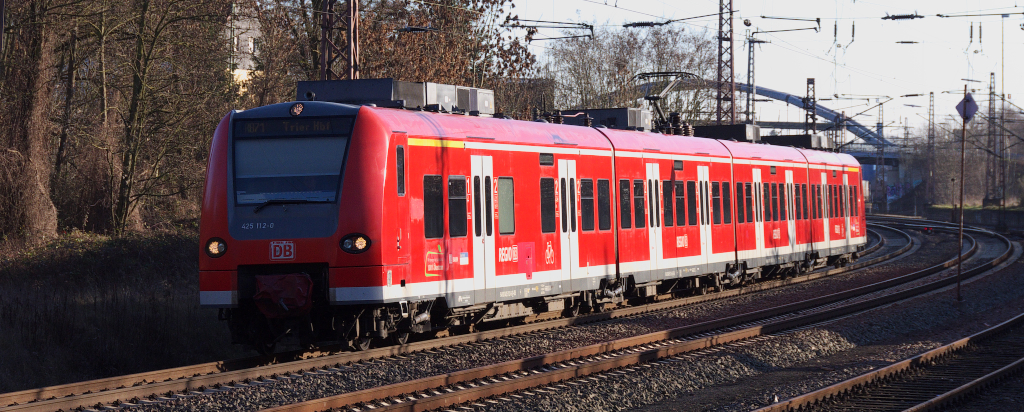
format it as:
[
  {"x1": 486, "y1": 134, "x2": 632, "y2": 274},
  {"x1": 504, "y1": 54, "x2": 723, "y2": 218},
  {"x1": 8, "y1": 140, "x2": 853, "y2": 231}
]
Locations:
[
  {"x1": 928, "y1": 92, "x2": 935, "y2": 204},
  {"x1": 716, "y1": 0, "x2": 735, "y2": 125},
  {"x1": 319, "y1": 0, "x2": 359, "y2": 81},
  {"x1": 804, "y1": 78, "x2": 816, "y2": 134},
  {"x1": 745, "y1": 30, "x2": 767, "y2": 124}
]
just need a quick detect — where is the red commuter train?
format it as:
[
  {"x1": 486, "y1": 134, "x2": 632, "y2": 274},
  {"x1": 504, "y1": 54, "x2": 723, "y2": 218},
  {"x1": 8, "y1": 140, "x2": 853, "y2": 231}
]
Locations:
[{"x1": 199, "y1": 92, "x2": 867, "y2": 352}]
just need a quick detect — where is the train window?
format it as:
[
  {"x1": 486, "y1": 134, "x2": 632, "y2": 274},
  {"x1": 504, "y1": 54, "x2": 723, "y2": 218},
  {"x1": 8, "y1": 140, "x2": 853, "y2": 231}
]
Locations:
[
  {"x1": 654, "y1": 182, "x2": 661, "y2": 227},
  {"x1": 821, "y1": 185, "x2": 826, "y2": 219},
  {"x1": 648, "y1": 180, "x2": 655, "y2": 228},
  {"x1": 794, "y1": 183, "x2": 802, "y2": 220},
  {"x1": 802, "y1": 184, "x2": 809, "y2": 220},
  {"x1": 836, "y1": 185, "x2": 842, "y2": 217},
  {"x1": 539, "y1": 153, "x2": 554, "y2": 166},
  {"x1": 838, "y1": 185, "x2": 843, "y2": 218},
  {"x1": 828, "y1": 185, "x2": 835, "y2": 218},
  {"x1": 687, "y1": 181, "x2": 697, "y2": 226},
  {"x1": 498, "y1": 178, "x2": 515, "y2": 234},
  {"x1": 846, "y1": 186, "x2": 852, "y2": 217},
  {"x1": 485, "y1": 177, "x2": 493, "y2": 235},
  {"x1": 620, "y1": 180, "x2": 632, "y2": 229},
  {"x1": 810, "y1": 186, "x2": 817, "y2": 220},
  {"x1": 448, "y1": 177, "x2": 468, "y2": 237},
  {"x1": 699, "y1": 182, "x2": 707, "y2": 225},
  {"x1": 396, "y1": 146, "x2": 405, "y2": 196},
  {"x1": 821, "y1": 185, "x2": 827, "y2": 219},
  {"x1": 779, "y1": 183, "x2": 787, "y2": 221},
  {"x1": 850, "y1": 186, "x2": 855, "y2": 217},
  {"x1": 753, "y1": 183, "x2": 760, "y2": 222},
  {"x1": 581, "y1": 179, "x2": 595, "y2": 231},
  {"x1": 634, "y1": 180, "x2": 645, "y2": 228},
  {"x1": 763, "y1": 184, "x2": 772, "y2": 222},
  {"x1": 424, "y1": 175, "x2": 444, "y2": 239},
  {"x1": 474, "y1": 177, "x2": 482, "y2": 236},
  {"x1": 745, "y1": 183, "x2": 754, "y2": 223},
  {"x1": 819, "y1": 185, "x2": 825, "y2": 219},
  {"x1": 540, "y1": 178, "x2": 556, "y2": 233},
  {"x1": 723, "y1": 182, "x2": 732, "y2": 224},
  {"x1": 663, "y1": 181, "x2": 674, "y2": 227},
  {"x1": 852, "y1": 186, "x2": 859, "y2": 217},
  {"x1": 675, "y1": 182, "x2": 685, "y2": 226},
  {"x1": 674, "y1": 160, "x2": 683, "y2": 170},
  {"x1": 813, "y1": 185, "x2": 819, "y2": 220},
  {"x1": 712, "y1": 182, "x2": 722, "y2": 225},
  {"x1": 735, "y1": 183, "x2": 744, "y2": 224},
  {"x1": 560, "y1": 178, "x2": 568, "y2": 233},
  {"x1": 846, "y1": 186, "x2": 851, "y2": 217},
  {"x1": 840, "y1": 185, "x2": 847, "y2": 217},
  {"x1": 833, "y1": 185, "x2": 839, "y2": 218},
  {"x1": 598, "y1": 180, "x2": 611, "y2": 230},
  {"x1": 770, "y1": 166, "x2": 776, "y2": 175},
  {"x1": 831, "y1": 185, "x2": 835, "y2": 218},
  {"x1": 569, "y1": 178, "x2": 577, "y2": 233},
  {"x1": 700, "y1": 181, "x2": 708, "y2": 223},
  {"x1": 771, "y1": 183, "x2": 779, "y2": 222}
]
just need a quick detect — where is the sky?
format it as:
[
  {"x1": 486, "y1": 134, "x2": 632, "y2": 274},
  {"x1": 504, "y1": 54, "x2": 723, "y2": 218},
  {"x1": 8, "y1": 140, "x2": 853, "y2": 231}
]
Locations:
[{"x1": 515, "y1": 0, "x2": 1024, "y2": 139}]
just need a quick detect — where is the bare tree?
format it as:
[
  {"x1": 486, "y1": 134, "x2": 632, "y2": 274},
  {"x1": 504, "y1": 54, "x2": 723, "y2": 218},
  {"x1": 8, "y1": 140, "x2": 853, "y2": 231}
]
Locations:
[
  {"x1": 544, "y1": 24, "x2": 716, "y2": 122},
  {"x1": 1, "y1": 0, "x2": 60, "y2": 245}
]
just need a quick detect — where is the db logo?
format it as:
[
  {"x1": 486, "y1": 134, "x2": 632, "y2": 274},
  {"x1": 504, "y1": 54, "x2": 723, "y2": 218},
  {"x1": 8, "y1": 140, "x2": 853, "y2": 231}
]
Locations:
[{"x1": 270, "y1": 241, "x2": 295, "y2": 260}]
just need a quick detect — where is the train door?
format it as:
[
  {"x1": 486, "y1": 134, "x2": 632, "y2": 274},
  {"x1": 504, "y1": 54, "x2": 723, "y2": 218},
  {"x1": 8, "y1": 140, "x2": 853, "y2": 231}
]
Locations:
[
  {"x1": 646, "y1": 162, "x2": 664, "y2": 272},
  {"x1": 558, "y1": 159, "x2": 580, "y2": 286},
  {"x1": 471, "y1": 155, "x2": 496, "y2": 300},
  {"x1": 752, "y1": 169, "x2": 765, "y2": 261},
  {"x1": 697, "y1": 165, "x2": 712, "y2": 269},
  {"x1": 785, "y1": 170, "x2": 796, "y2": 253},
  {"x1": 395, "y1": 136, "x2": 411, "y2": 266}
]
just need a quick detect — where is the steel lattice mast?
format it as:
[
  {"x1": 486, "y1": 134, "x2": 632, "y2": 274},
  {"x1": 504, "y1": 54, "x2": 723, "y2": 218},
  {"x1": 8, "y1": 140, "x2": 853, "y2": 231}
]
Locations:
[
  {"x1": 319, "y1": 0, "x2": 359, "y2": 81},
  {"x1": 716, "y1": 0, "x2": 735, "y2": 125}
]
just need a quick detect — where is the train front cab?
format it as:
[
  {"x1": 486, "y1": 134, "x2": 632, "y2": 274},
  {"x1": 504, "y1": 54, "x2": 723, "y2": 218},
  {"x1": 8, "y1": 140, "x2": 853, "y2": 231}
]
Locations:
[{"x1": 199, "y1": 101, "x2": 410, "y2": 351}]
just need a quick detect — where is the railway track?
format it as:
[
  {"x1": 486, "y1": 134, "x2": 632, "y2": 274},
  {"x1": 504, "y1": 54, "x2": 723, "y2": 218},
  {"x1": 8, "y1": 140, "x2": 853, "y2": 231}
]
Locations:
[
  {"x1": 0, "y1": 225, "x2": 908, "y2": 412},
  {"x1": 754, "y1": 306, "x2": 1024, "y2": 412},
  {"x1": 248, "y1": 222, "x2": 1011, "y2": 412}
]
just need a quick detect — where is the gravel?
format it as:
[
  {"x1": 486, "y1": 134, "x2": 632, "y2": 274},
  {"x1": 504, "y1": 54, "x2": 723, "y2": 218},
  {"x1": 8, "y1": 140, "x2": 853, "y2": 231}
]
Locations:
[
  {"x1": 127, "y1": 230, "x2": 961, "y2": 412},
  {"x1": 492, "y1": 237, "x2": 1024, "y2": 412}
]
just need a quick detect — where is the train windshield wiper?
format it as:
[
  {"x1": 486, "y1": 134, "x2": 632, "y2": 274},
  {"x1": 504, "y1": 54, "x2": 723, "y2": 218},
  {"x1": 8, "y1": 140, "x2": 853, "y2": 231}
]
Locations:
[{"x1": 252, "y1": 198, "x2": 331, "y2": 214}]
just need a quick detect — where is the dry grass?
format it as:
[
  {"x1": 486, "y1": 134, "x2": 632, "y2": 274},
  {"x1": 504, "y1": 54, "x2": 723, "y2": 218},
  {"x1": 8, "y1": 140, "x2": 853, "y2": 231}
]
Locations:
[{"x1": 0, "y1": 223, "x2": 244, "y2": 393}]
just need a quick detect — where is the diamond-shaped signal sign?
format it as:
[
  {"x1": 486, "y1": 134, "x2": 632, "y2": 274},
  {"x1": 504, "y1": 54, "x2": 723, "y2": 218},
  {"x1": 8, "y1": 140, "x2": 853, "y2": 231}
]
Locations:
[{"x1": 956, "y1": 93, "x2": 978, "y2": 122}]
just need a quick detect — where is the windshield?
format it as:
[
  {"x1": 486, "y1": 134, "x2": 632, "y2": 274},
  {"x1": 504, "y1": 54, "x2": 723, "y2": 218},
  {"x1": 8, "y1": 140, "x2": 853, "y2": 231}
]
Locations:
[{"x1": 232, "y1": 117, "x2": 353, "y2": 205}]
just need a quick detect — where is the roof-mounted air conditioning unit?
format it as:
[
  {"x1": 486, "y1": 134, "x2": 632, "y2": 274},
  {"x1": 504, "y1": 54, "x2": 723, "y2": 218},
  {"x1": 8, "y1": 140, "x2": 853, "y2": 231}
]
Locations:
[{"x1": 295, "y1": 79, "x2": 494, "y2": 116}]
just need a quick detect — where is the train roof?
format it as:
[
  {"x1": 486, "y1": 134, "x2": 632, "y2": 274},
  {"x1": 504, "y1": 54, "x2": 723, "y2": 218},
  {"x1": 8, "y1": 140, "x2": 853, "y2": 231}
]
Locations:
[
  {"x1": 718, "y1": 139, "x2": 807, "y2": 163},
  {"x1": 365, "y1": 107, "x2": 613, "y2": 151},
  {"x1": 598, "y1": 127, "x2": 733, "y2": 159},
  {"x1": 361, "y1": 106, "x2": 860, "y2": 168}
]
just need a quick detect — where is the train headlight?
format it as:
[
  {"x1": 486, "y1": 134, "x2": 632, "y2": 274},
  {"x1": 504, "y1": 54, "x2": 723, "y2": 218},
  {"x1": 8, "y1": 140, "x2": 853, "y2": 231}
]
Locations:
[
  {"x1": 205, "y1": 238, "x2": 227, "y2": 258},
  {"x1": 340, "y1": 234, "x2": 371, "y2": 254}
]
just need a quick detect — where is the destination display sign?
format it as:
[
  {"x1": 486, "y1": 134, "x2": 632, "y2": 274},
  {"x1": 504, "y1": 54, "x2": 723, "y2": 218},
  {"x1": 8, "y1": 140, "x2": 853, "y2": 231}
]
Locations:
[{"x1": 234, "y1": 117, "x2": 353, "y2": 138}]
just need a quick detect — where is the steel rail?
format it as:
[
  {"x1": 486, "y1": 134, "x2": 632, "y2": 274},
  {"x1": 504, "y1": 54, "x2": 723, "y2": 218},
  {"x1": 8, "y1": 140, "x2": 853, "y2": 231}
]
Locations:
[
  {"x1": 258, "y1": 225, "x2": 1001, "y2": 412},
  {"x1": 748, "y1": 230, "x2": 1016, "y2": 412},
  {"x1": 0, "y1": 224, "x2": 903, "y2": 412},
  {"x1": 755, "y1": 282, "x2": 1024, "y2": 412}
]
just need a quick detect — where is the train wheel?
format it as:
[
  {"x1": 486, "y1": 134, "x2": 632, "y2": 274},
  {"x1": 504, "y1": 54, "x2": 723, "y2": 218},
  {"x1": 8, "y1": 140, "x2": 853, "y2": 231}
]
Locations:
[
  {"x1": 563, "y1": 303, "x2": 580, "y2": 318},
  {"x1": 353, "y1": 336, "x2": 373, "y2": 351},
  {"x1": 247, "y1": 317, "x2": 277, "y2": 356},
  {"x1": 254, "y1": 341, "x2": 276, "y2": 356},
  {"x1": 391, "y1": 331, "x2": 410, "y2": 346}
]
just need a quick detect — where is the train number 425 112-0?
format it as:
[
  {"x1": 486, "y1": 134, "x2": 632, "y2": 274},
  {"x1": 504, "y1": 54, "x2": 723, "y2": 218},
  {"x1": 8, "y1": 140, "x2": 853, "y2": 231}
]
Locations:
[{"x1": 241, "y1": 222, "x2": 274, "y2": 230}]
